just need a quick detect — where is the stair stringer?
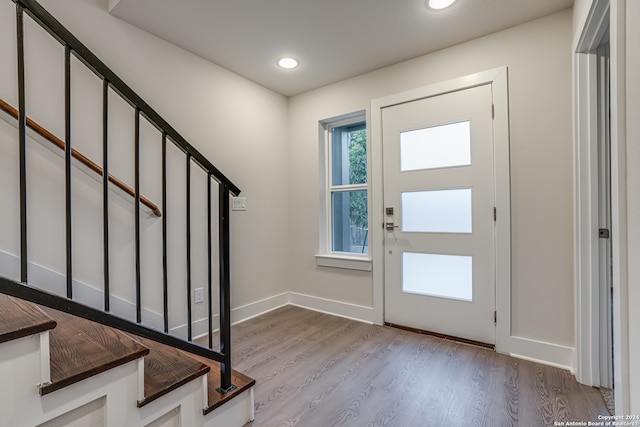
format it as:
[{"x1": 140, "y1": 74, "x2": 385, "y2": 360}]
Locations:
[
  {"x1": 137, "y1": 372, "x2": 255, "y2": 427},
  {"x1": 203, "y1": 385, "x2": 255, "y2": 427},
  {"x1": 136, "y1": 373, "x2": 206, "y2": 427},
  {"x1": 0, "y1": 332, "x2": 49, "y2": 427},
  {"x1": 0, "y1": 328, "x2": 254, "y2": 427},
  {"x1": 0, "y1": 326, "x2": 143, "y2": 427}
]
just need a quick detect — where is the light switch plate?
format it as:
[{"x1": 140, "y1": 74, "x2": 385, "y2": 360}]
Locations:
[{"x1": 232, "y1": 197, "x2": 247, "y2": 211}]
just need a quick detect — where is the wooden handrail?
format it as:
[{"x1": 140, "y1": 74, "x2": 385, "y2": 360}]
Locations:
[{"x1": 0, "y1": 98, "x2": 161, "y2": 217}]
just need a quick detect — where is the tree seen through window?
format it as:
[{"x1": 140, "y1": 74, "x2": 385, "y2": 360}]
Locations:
[{"x1": 331, "y1": 123, "x2": 368, "y2": 253}]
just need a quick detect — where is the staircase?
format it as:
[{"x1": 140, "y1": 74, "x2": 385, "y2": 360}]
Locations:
[
  {"x1": 0, "y1": 292, "x2": 255, "y2": 426},
  {"x1": 0, "y1": 0, "x2": 256, "y2": 424}
]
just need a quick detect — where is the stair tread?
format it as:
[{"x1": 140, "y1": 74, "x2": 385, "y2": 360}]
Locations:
[
  {"x1": 1, "y1": 293, "x2": 253, "y2": 413},
  {"x1": 128, "y1": 334, "x2": 211, "y2": 407},
  {"x1": 0, "y1": 293, "x2": 57, "y2": 344},
  {"x1": 39, "y1": 306, "x2": 149, "y2": 395},
  {"x1": 189, "y1": 352, "x2": 256, "y2": 414}
]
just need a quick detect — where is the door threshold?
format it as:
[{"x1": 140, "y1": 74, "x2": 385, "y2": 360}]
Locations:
[{"x1": 384, "y1": 322, "x2": 495, "y2": 350}]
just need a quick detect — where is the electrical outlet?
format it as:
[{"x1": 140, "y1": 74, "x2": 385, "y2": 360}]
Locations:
[
  {"x1": 232, "y1": 197, "x2": 247, "y2": 211},
  {"x1": 194, "y1": 288, "x2": 204, "y2": 304}
]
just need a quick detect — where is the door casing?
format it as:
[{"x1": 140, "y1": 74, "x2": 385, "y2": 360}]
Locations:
[{"x1": 574, "y1": 0, "x2": 632, "y2": 413}]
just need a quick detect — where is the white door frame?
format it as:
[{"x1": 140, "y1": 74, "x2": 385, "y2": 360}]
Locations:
[
  {"x1": 573, "y1": 0, "x2": 633, "y2": 413},
  {"x1": 370, "y1": 67, "x2": 511, "y2": 353}
]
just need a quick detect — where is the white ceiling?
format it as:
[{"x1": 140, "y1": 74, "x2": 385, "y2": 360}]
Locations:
[{"x1": 109, "y1": 0, "x2": 573, "y2": 97}]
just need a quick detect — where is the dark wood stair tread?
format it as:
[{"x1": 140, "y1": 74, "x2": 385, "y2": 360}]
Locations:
[
  {"x1": 188, "y1": 352, "x2": 256, "y2": 414},
  {"x1": 1, "y1": 293, "x2": 253, "y2": 413},
  {"x1": 0, "y1": 293, "x2": 57, "y2": 344},
  {"x1": 128, "y1": 334, "x2": 211, "y2": 407},
  {"x1": 38, "y1": 306, "x2": 149, "y2": 395}
]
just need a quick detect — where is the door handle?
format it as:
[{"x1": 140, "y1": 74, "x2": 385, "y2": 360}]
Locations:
[{"x1": 386, "y1": 222, "x2": 399, "y2": 231}]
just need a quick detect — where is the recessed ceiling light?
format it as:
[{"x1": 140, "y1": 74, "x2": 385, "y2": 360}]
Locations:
[
  {"x1": 277, "y1": 57, "x2": 299, "y2": 69},
  {"x1": 426, "y1": 0, "x2": 456, "y2": 10}
]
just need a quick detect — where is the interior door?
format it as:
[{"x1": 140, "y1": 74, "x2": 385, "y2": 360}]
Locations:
[{"x1": 382, "y1": 84, "x2": 496, "y2": 345}]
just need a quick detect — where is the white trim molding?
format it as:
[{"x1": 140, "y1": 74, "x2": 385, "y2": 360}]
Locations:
[
  {"x1": 288, "y1": 292, "x2": 375, "y2": 323},
  {"x1": 230, "y1": 292, "x2": 289, "y2": 325},
  {"x1": 573, "y1": 0, "x2": 639, "y2": 413},
  {"x1": 573, "y1": 21, "x2": 605, "y2": 390},
  {"x1": 508, "y1": 337, "x2": 575, "y2": 373},
  {"x1": 314, "y1": 254, "x2": 372, "y2": 271}
]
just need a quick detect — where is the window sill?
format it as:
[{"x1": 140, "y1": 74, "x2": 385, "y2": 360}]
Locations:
[{"x1": 315, "y1": 254, "x2": 372, "y2": 271}]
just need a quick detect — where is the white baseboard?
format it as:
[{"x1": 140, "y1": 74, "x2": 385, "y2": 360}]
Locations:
[
  {"x1": 287, "y1": 292, "x2": 375, "y2": 324},
  {"x1": 188, "y1": 292, "x2": 289, "y2": 341},
  {"x1": 501, "y1": 335, "x2": 575, "y2": 373},
  {"x1": 0, "y1": 249, "x2": 20, "y2": 283},
  {"x1": 205, "y1": 291, "x2": 376, "y2": 327},
  {"x1": 231, "y1": 292, "x2": 289, "y2": 325}
]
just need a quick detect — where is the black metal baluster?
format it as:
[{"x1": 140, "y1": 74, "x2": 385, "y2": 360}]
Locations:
[
  {"x1": 186, "y1": 154, "x2": 192, "y2": 341},
  {"x1": 134, "y1": 108, "x2": 141, "y2": 323},
  {"x1": 207, "y1": 175, "x2": 213, "y2": 349},
  {"x1": 162, "y1": 133, "x2": 168, "y2": 333},
  {"x1": 10, "y1": 0, "x2": 240, "y2": 196},
  {"x1": 218, "y1": 184, "x2": 234, "y2": 392},
  {"x1": 65, "y1": 45, "x2": 72, "y2": 299},
  {"x1": 102, "y1": 80, "x2": 110, "y2": 312},
  {"x1": 8, "y1": 0, "x2": 244, "y2": 383},
  {"x1": 16, "y1": 4, "x2": 27, "y2": 283}
]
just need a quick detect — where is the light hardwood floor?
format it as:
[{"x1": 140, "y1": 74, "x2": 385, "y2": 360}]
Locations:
[{"x1": 198, "y1": 306, "x2": 608, "y2": 427}]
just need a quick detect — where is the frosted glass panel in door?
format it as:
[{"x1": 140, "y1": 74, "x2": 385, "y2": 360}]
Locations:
[
  {"x1": 402, "y1": 188, "x2": 472, "y2": 233},
  {"x1": 400, "y1": 121, "x2": 471, "y2": 171},
  {"x1": 402, "y1": 252, "x2": 473, "y2": 301}
]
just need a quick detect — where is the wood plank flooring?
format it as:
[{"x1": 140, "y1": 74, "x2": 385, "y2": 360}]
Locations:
[{"x1": 203, "y1": 305, "x2": 608, "y2": 427}]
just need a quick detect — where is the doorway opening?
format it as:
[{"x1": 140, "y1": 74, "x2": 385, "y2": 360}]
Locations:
[{"x1": 574, "y1": 0, "x2": 621, "y2": 413}]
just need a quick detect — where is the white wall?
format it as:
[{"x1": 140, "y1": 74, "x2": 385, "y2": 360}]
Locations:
[
  {"x1": 573, "y1": 0, "x2": 595, "y2": 43},
  {"x1": 0, "y1": 0, "x2": 290, "y2": 328},
  {"x1": 288, "y1": 10, "x2": 575, "y2": 353}
]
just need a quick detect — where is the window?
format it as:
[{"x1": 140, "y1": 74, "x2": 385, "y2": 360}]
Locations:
[{"x1": 318, "y1": 112, "x2": 370, "y2": 268}]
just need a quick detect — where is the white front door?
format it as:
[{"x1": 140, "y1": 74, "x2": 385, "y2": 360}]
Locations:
[{"x1": 382, "y1": 84, "x2": 496, "y2": 345}]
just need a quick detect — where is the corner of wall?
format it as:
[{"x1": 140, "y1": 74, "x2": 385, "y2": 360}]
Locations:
[{"x1": 107, "y1": 0, "x2": 121, "y2": 13}]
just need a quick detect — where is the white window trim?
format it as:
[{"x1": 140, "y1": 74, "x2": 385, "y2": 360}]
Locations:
[
  {"x1": 317, "y1": 110, "x2": 372, "y2": 271},
  {"x1": 314, "y1": 254, "x2": 372, "y2": 271}
]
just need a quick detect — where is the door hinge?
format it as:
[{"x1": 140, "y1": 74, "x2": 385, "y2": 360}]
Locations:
[
  {"x1": 494, "y1": 311, "x2": 497, "y2": 324},
  {"x1": 493, "y1": 207, "x2": 497, "y2": 221},
  {"x1": 492, "y1": 104, "x2": 495, "y2": 119}
]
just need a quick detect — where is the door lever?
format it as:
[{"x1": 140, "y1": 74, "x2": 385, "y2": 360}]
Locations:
[{"x1": 385, "y1": 222, "x2": 399, "y2": 231}]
